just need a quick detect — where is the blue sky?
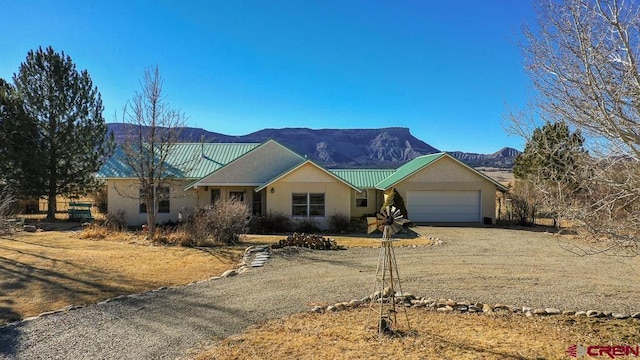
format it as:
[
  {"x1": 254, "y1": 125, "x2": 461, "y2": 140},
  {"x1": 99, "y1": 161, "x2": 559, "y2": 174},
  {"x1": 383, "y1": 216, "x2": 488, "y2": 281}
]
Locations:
[{"x1": 1, "y1": 1, "x2": 533, "y2": 153}]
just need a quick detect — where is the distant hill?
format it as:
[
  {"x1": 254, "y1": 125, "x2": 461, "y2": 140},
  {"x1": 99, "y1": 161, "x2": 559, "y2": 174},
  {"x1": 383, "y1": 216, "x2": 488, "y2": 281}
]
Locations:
[
  {"x1": 107, "y1": 123, "x2": 519, "y2": 169},
  {"x1": 448, "y1": 147, "x2": 521, "y2": 168}
]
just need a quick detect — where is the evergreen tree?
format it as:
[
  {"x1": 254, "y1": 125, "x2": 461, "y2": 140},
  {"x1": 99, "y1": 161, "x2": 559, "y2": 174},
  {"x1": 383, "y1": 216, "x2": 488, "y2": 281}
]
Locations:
[
  {"x1": 382, "y1": 188, "x2": 409, "y2": 221},
  {"x1": 513, "y1": 122, "x2": 585, "y2": 184},
  {"x1": 12, "y1": 46, "x2": 113, "y2": 219},
  {"x1": 0, "y1": 78, "x2": 43, "y2": 198}
]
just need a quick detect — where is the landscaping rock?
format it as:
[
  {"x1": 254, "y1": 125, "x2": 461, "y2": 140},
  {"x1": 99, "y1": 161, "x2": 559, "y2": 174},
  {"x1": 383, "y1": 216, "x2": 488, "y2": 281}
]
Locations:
[
  {"x1": 532, "y1": 308, "x2": 547, "y2": 315},
  {"x1": 586, "y1": 310, "x2": 602, "y2": 318},
  {"x1": 445, "y1": 299, "x2": 457, "y2": 307},
  {"x1": 562, "y1": 310, "x2": 575, "y2": 316},
  {"x1": 632, "y1": 312, "x2": 640, "y2": 319},
  {"x1": 575, "y1": 311, "x2": 587, "y2": 317},
  {"x1": 545, "y1": 308, "x2": 561, "y2": 315},
  {"x1": 482, "y1": 304, "x2": 493, "y2": 313},
  {"x1": 612, "y1": 313, "x2": 629, "y2": 320},
  {"x1": 468, "y1": 305, "x2": 482, "y2": 313},
  {"x1": 220, "y1": 269, "x2": 237, "y2": 278}
]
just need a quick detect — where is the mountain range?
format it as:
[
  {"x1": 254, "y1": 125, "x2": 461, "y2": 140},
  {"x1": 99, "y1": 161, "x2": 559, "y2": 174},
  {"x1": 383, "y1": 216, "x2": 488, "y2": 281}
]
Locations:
[{"x1": 107, "y1": 123, "x2": 520, "y2": 169}]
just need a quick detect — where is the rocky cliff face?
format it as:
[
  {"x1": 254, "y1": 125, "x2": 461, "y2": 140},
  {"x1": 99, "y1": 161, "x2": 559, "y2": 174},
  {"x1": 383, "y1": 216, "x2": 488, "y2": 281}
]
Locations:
[
  {"x1": 448, "y1": 147, "x2": 520, "y2": 168},
  {"x1": 107, "y1": 123, "x2": 518, "y2": 169}
]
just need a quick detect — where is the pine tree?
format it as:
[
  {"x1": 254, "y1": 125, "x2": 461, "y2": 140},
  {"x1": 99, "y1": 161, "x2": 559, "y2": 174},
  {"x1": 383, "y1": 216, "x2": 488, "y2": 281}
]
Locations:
[
  {"x1": 513, "y1": 121, "x2": 585, "y2": 184},
  {"x1": 12, "y1": 46, "x2": 113, "y2": 219},
  {"x1": 0, "y1": 78, "x2": 43, "y2": 198}
]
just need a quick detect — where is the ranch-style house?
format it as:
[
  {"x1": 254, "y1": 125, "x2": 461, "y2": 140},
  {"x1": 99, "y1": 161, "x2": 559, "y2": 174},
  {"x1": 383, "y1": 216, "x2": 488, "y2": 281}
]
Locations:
[{"x1": 96, "y1": 140, "x2": 508, "y2": 228}]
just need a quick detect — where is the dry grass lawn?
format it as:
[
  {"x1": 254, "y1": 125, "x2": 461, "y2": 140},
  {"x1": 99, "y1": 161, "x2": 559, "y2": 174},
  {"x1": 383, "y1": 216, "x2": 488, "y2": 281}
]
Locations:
[
  {"x1": 4, "y1": 224, "x2": 638, "y2": 359},
  {"x1": 0, "y1": 230, "x2": 244, "y2": 326},
  {"x1": 0, "y1": 229, "x2": 415, "y2": 327},
  {"x1": 197, "y1": 307, "x2": 640, "y2": 360}
]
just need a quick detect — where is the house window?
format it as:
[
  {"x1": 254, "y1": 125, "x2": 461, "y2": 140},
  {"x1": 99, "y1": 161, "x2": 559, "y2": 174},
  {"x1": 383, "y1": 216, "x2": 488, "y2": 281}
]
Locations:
[
  {"x1": 229, "y1": 191, "x2": 245, "y2": 202},
  {"x1": 139, "y1": 186, "x2": 170, "y2": 213},
  {"x1": 292, "y1": 193, "x2": 325, "y2": 217},
  {"x1": 211, "y1": 189, "x2": 220, "y2": 204},
  {"x1": 252, "y1": 191, "x2": 263, "y2": 215},
  {"x1": 355, "y1": 190, "x2": 368, "y2": 207}
]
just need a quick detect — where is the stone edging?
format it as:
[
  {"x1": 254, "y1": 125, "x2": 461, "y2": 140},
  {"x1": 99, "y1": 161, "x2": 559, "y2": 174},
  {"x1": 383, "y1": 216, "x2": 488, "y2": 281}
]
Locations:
[{"x1": 311, "y1": 293, "x2": 640, "y2": 321}]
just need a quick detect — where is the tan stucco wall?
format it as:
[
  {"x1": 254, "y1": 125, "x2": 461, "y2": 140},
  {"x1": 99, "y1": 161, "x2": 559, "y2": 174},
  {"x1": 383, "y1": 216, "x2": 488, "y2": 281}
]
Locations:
[
  {"x1": 264, "y1": 163, "x2": 352, "y2": 229},
  {"x1": 387, "y1": 157, "x2": 498, "y2": 222},
  {"x1": 196, "y1": 141, "x2": 303, "y2": 186},
  {"x1": 192, "y1": 186, "x2": 261, "y2": 213},
  {"x1": 350, "y1": 189, "x2": 384, "y2": 218},
  {"x1": 106, "y1": 179, "x2": 197, "y2": 226}
]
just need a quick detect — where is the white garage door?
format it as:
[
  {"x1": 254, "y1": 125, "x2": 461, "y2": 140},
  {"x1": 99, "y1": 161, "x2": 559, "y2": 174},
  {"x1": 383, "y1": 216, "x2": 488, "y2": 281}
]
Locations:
[{"x1": 407, "y1": 190, "x2": 481, "y2": 222}]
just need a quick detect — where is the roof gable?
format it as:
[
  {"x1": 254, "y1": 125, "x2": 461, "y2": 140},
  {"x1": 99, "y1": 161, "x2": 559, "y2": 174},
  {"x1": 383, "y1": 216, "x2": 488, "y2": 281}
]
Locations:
[
  {"x1": 375, "y1": 153, "x2": 508, "y2": 191},
  {"x1": 188, "y1": 140, "x2": 305, "y2": 188},
  {"x1": 375, "y1": 153, "x2": 445, "y2": 190},
  {"x1": 256, "y1": 160, "x2": 361, "y2": 192}
]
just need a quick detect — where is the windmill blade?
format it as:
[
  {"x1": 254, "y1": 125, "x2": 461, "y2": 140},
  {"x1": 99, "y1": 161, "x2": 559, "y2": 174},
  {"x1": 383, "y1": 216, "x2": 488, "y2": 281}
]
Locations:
[
  {"x1": 390, "y1": 223, "x2": 402, "y2": 235},
  {"x1": 367, "y1": 217, "x2": 378, "y2": 234}
]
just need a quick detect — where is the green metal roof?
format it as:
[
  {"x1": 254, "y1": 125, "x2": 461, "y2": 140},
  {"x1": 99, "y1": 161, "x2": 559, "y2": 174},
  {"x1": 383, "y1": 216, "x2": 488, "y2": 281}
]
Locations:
[
  {"x1": 375, "y1": 153, "x2": 446, "y2": 190},
  {"x1": 97, "y1": 143, "x2": 260, "y2": 179},
  {"x1": 329, "y1": 169, "x2": 396, "y2": 188}
]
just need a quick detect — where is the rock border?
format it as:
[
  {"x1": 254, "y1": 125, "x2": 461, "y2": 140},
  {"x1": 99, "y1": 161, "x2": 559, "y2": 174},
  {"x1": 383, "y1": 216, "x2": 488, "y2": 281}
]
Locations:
[{"x1": 311, "y1": 293, "x2": 640, "y2": 321}]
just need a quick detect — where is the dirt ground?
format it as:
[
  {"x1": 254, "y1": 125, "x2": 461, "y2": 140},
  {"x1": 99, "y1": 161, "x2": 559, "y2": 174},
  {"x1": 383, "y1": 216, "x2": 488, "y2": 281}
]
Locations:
[{"x1": 1, "y1": 225, "x2": 639, "y2": 359}]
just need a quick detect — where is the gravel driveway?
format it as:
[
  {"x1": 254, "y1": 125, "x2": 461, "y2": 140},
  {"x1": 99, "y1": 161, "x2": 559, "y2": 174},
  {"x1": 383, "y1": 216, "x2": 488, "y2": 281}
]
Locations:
[{"x1": 0, "y1": 226, "x2": 638, "y2": 359}]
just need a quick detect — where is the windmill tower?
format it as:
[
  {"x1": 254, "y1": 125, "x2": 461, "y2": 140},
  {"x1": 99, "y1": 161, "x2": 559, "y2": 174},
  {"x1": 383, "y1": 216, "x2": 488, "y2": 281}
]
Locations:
[{"x1": 366, "y1": 206, "x2": 411, "y2": 336}]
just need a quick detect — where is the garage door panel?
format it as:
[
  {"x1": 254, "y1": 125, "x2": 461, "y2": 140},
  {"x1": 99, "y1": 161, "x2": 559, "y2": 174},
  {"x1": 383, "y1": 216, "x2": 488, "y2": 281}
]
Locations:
[{"x1": 407, "y1": 190, "x2": 480, "y2": 222}]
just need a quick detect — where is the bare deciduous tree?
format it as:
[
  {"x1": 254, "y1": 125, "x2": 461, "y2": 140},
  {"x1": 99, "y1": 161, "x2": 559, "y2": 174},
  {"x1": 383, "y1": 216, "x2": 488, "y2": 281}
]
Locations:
[
  {"x1": 116, "y1": 66, "x2": 187, "y2": 236},
  {"x1": 508, "y1": 0, "x2": 640, "y2": 249},
  {"x1": 0, "y1": 186, "x2": 17, "y2": 235}
]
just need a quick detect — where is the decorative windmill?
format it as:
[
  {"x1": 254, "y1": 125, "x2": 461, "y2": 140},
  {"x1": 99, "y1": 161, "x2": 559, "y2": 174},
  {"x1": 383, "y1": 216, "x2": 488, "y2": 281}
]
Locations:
[{"x1": 366, "y1": 206, "x2": 411, "y2": 336}]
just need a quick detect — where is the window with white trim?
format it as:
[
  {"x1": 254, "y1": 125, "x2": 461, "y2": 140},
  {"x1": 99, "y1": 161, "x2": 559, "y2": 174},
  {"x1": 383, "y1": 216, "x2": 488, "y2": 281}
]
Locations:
[
  {"x1": 292, "y1": 193, "x2": 325, "y2": 217},
  {"x1": 229, "y1": 191, "x2": 245, "y2": 202},
  {"x1": 139, "y1": 186, "x2": 170, "y2": 213},
  {"x1": 210, "y1": 188, "x2": 221, "y2": 204},
  {"x1": 355, "y1": 190, "x2": 368, "y2": 207}
]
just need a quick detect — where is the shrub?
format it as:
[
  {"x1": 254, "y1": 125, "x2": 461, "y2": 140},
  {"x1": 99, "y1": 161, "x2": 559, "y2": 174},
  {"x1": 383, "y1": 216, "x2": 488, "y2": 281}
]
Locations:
[
  {"x1": 0, "y1": 186, "x2": 17, "y2": 219},
  {"x1": 295, "y1": 218, "x2": 320, "y2": 233},
  {"x1": 91, "y1": 186, "x2": 108, "y2": 214},
  {"x1": 80, "y1": 223, "x2": 110, "y2": 239},
  {"x1": 382, "y1": 188, "x2": 408, "y2": 221},
  {"x1": 254, "y1": 211, "x2": 292, "y2": 234},
  {"x1": 0, "y1": 186, "x2": 17, "y2": 235},
  {"x1": 328, "y1": 213, "x2": 350, "y2": 233},
  {"x1": 104, "y1": 210, "x2": 127, "y2": 231},
  {"x1": 152, "y1": 227, "x2": 194, "y2": 247},
  {"x1": 506, "y1": 181, "x2": 541, "y2": 226},
  {"x1": 349, "y1": 217, "x2": 367, "y2": 233},
  {"x1": 189, "y1": 198, "x2": 251, "y2": 245}
]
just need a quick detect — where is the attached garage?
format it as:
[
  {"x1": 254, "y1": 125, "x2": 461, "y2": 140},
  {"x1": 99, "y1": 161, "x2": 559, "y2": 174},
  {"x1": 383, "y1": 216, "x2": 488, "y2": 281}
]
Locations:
[
  {"x1": 407, "y1": 190, "x2": 481, "y2": 222},
  {"x1": 375, "y1": 153, "x2": 508, "y2": 224}
]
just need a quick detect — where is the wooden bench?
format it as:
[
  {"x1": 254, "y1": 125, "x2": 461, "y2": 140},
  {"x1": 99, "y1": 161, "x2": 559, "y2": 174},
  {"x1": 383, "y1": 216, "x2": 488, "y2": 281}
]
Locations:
[{"x1": 68, "y1": 202, "x2": 93, "y2": 221}]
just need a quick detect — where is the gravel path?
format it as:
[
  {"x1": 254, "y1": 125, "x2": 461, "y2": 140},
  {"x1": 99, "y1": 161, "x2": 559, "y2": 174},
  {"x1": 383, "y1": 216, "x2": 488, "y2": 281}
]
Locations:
[{"x1": 0, "y1": 227, "x2": 638, "y2": 359}]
